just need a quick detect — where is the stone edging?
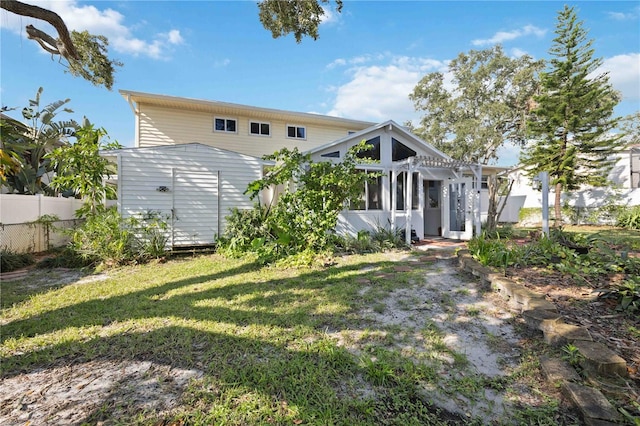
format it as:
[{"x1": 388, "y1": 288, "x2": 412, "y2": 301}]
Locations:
[{"x1": 456, "y1": 249, "x2": 625, "y2": 426}]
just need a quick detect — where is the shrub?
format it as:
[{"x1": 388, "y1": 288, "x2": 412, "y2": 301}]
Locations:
[
  {"x1": 371, "y1": 222, "x2": 408, "y2": 251},
  {"x1": 51, "y1": 207, "x2": 170, "y2": 268},
  {"x1": 597, "y1": 275, "x2": 640, "y2": 313},
  {"x1": 0, "y1": 249, "x2": 35, "y2": 273},
  {"x1": 616, "y1": 205, "x2": 640, "y2": 230}
]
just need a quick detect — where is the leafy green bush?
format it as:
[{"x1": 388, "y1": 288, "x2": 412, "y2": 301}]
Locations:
[
  {"x1": 220, "y1": 141, "x2": 378, "y2": 263},
  {"x1": 597, "y1": 275, "x2": 640, "y2": 313},
  {"x1": 333, "y1": 224, "x2": 408, "y2": 255},
  {"x1": 0, "y1": 249, "x2": 35, "y2": 272},
  {"x1": 371, "y1": 222, "x2": 408, "y2": 251},
  {"x1": 616, "y1": 205, "x2": 640, "y2": 230},
  {"x1": 51, "y1": 207, "x2": 170, "y2": 268},
  {"x1": 218, "y1": 204, "x2": 271, "y2": 256}
]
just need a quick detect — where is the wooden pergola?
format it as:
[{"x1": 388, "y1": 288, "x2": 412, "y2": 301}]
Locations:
[{"x1": 391, "y1": 156, "x2": 483, "y2": 245}]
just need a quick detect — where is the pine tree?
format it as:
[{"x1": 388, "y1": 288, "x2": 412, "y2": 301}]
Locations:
[{"x1": 521, "y1": 5, "x2": 621, "y2": 224}]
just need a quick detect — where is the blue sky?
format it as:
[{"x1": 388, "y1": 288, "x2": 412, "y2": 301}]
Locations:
[{"x1": 1, "y1": 1, "x2": 639, "y2": 166}]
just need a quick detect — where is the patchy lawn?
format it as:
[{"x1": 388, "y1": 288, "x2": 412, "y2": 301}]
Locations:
[{"x1": 1, "y1": 251, "x2": 578, "y2": 425}]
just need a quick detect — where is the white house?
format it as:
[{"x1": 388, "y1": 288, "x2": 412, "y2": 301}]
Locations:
[
  {"x1": 508, "y1": 145, "x2": 640, "y2": 222},
  {"x1": 114, "y1": 90, "x2": 492, "y2": 247}
]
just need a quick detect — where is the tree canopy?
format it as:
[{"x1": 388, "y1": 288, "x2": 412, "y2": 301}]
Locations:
[
  {"x1": 408, "y1": 45, "x2": 543, "y2": 231},
  {"x1": 409, "y1": 45, "x2": 543, "y2": 165},
  {"x1": 521, "y1": 5, "x2": 621, "y2": 224},
  {"x1": 2, "y1": 0, "x2": 341, "y2": 89}
]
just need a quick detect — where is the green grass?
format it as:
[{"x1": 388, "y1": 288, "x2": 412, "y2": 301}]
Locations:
[{"x1": 0, "y1": 252, "x2": 568, "y2": 425}]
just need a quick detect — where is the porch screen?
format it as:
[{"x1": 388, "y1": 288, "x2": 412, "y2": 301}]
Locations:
[
  {"x1": 392, "y1": 172, "x2": 419, "y2": 210},
  {"x1": 350, "y1": 170, "x2": 382, "y2": 210}
]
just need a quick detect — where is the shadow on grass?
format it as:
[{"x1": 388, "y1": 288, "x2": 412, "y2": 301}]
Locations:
[{"x1": 0, "y1": 253, "x2": 558, "y2": 424}]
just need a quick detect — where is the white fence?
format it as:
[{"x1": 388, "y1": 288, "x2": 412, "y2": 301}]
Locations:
[{"x1": 0, "y1": 194, "x2": 84, "y2": 253}]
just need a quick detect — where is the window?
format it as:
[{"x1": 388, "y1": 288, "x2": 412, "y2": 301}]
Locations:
[
  {"x1": 426, "y1": 180, "x2": 441, "y2": 208},
  {"x1": 631, "y1": 147, "x2": 640, "y2": 189},
  {"x1": 356, "y1": 136, "x2": 381, "y2": 161},
  {"x1": 350, "y1": 170, "x2": 382, "y2": 211},
  {"x1": 392, "y1": 138, "x2": 416, "y2": 161},
  {"x1": 392, "y1": 171, "x2": 419, "y2": 210},
  {"x1": 287, "y1": 125, "x2": 306, "y2": 139},
  {"x1": 250, "y1": 121, "x2": 270, "y2": 136},
  {"x1": 214, "y1": 117, "x2": 236, "y2": 133},
  {"x1": 321, "y1": 151, "x2": 340, "y2": 158}
]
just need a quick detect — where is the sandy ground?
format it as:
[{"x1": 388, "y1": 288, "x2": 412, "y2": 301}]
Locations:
[
  {"x1": 1, "y1": 250, "x2": 546, "y2": 425},
  {"x1": 330, "y1": 251, "x2": 528, "y2": 422}
]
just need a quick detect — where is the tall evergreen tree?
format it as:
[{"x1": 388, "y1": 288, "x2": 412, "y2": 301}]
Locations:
[{"x1": 521, "y1": 5, "x2": 621, "y2": 224}]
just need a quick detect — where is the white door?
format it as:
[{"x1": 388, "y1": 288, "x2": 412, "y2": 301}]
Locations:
[
  {"x1": 441, "y1": 177, "x2": 473, "y2": 240},
  {"x1": 172, "y1": 169, "x2": 219, "y2": 247}
]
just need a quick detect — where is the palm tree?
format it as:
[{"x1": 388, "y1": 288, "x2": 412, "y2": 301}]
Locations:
[{"x1": 0, "y1": 87, "x2": 78, "y2": 194}]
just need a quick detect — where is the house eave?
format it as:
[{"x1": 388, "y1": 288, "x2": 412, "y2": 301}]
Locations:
[{"x1": 119, "y1": 89, "x2": 376, "y2": 129}]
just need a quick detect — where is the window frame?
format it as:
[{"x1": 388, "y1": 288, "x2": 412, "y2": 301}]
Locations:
[
  {"x1": 249, "y1": 120, "x2": 271, "y2": 137},
  {"x1": 392, "y1": 171, "x2": 420, "y2": 211},
  {"x1": 286, "y1": 124, "x2": 307, "y2": 140},
  {"x1": 214, "y1": 117, "x2": 237, "y2": 133},
  {"x1": 349, "y1": 168, "x2": 383, "y2": 211}
]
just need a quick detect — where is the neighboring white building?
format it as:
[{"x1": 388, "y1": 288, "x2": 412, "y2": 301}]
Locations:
[{"x1": 508, "y1": 145, "x2": 640, "y2": 222}]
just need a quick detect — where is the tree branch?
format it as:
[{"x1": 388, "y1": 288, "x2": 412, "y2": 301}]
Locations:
[
  {"x1": 0, "y1": 0, "x2": 79, "y2": 60},
  {"x1": 25, "y1": 24, "x2": 60, "y2": 55}
]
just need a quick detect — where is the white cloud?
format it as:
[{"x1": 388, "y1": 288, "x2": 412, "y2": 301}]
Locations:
[
  {"x1": 607, "y1": 7, "x2": 639, "y2": 21},
  {"x1": 326, "y1": 56, "x2": 447, "y2": 122},
  {"x1": 472, "y1": 24, "x2": 546, "y2": 46},
  {"x1": 214, "y1": 58, "x2": 231, "y2": 68},
  {"x1": 1, "y1": 0, "x2": 183, "y2": 60},
  {"x1": 326, "y1": 58, "x2": 346, "y2": 69},
  {"x1": 510, "y1": 48, "x2": 528, "y2": 58},
  {"x1": 165, "y1": 30, "x2": 184, "y2": 45},
  {"x1": 320, "y1": 6, "x2": 340, "y2": 25},
  {"x1": 599, "y1": 53, "x2": 640, "y2": 101}
]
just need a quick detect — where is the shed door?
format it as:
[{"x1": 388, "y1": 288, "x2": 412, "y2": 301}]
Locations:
[
  {"x1": 441, "y1": 177, "x2": 473, "y2": 240},
  {"x1": 172, "y1": 169, "x2": 219, "y2": 247}
]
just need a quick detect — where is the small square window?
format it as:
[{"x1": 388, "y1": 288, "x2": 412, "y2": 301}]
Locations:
[
  {"x1": 214, "y1": 117, "x2": 237, "y2": 133},
  {"x1": 250, "y1": 121, "x2": 271, "y2": 136},
  {"x1": 287, "y1": 125, "x2": 306, "y2": 140}
]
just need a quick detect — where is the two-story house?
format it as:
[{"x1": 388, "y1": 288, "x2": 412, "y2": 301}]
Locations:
[{"x1": 107, "y1": 90, "x2": 486, "y2": 248}]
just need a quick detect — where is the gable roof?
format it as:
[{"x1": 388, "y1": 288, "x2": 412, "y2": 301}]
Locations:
[
  {"x1": 305, "y1": 120, "x2": 452, "y2": 160},
  {"x1": 120, "y1": 90, "x2": 376, "y2": 129}
]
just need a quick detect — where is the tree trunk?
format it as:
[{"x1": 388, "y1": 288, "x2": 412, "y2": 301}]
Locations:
[
  {"x1": 486, "y1": 175, "x2": 499, "y2": 233},
  {"x1": 554, "y1": 182, "x2": 562, "y2": 226}
]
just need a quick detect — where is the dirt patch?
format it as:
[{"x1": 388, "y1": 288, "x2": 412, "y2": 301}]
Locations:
[
  {"x1": 0, "y1": 359, "x2": 203, "y2": 425},
  {"x1": 331, "y1": 253, "x2": 554, "y2": 422}
]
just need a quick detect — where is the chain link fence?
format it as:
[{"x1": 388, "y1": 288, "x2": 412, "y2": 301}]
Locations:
[{"x1": 0, "y1": 219, "x2": 83, "y2": 254}]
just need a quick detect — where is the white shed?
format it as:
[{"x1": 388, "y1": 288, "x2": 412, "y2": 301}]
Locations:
[{"x1": 105, "y1": 143, "x2": 269, "y2": 248}]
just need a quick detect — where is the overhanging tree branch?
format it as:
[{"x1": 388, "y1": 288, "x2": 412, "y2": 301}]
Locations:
[{"x1": 1, "y1": 0, "x2": 79, "y2": 60}]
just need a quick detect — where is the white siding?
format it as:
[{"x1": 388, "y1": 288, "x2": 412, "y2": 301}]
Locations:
[
  {"x1": 172, "y1": 170, "x2": 218, "y2": 246},
  {"x1": 137, "y1": 104, "x2": 362, "y2": 157},
  {"x1": 118, "y1": 144, "x2": 262, "y2": 247}
]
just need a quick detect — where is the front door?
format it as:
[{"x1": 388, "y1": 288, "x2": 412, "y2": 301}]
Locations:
[
  {"x1": 423, "y1": 180, "x2": 441, "y2": 236},
  {"x1": 441, "y1": 177, "x2": 473, "y2": 240}
]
